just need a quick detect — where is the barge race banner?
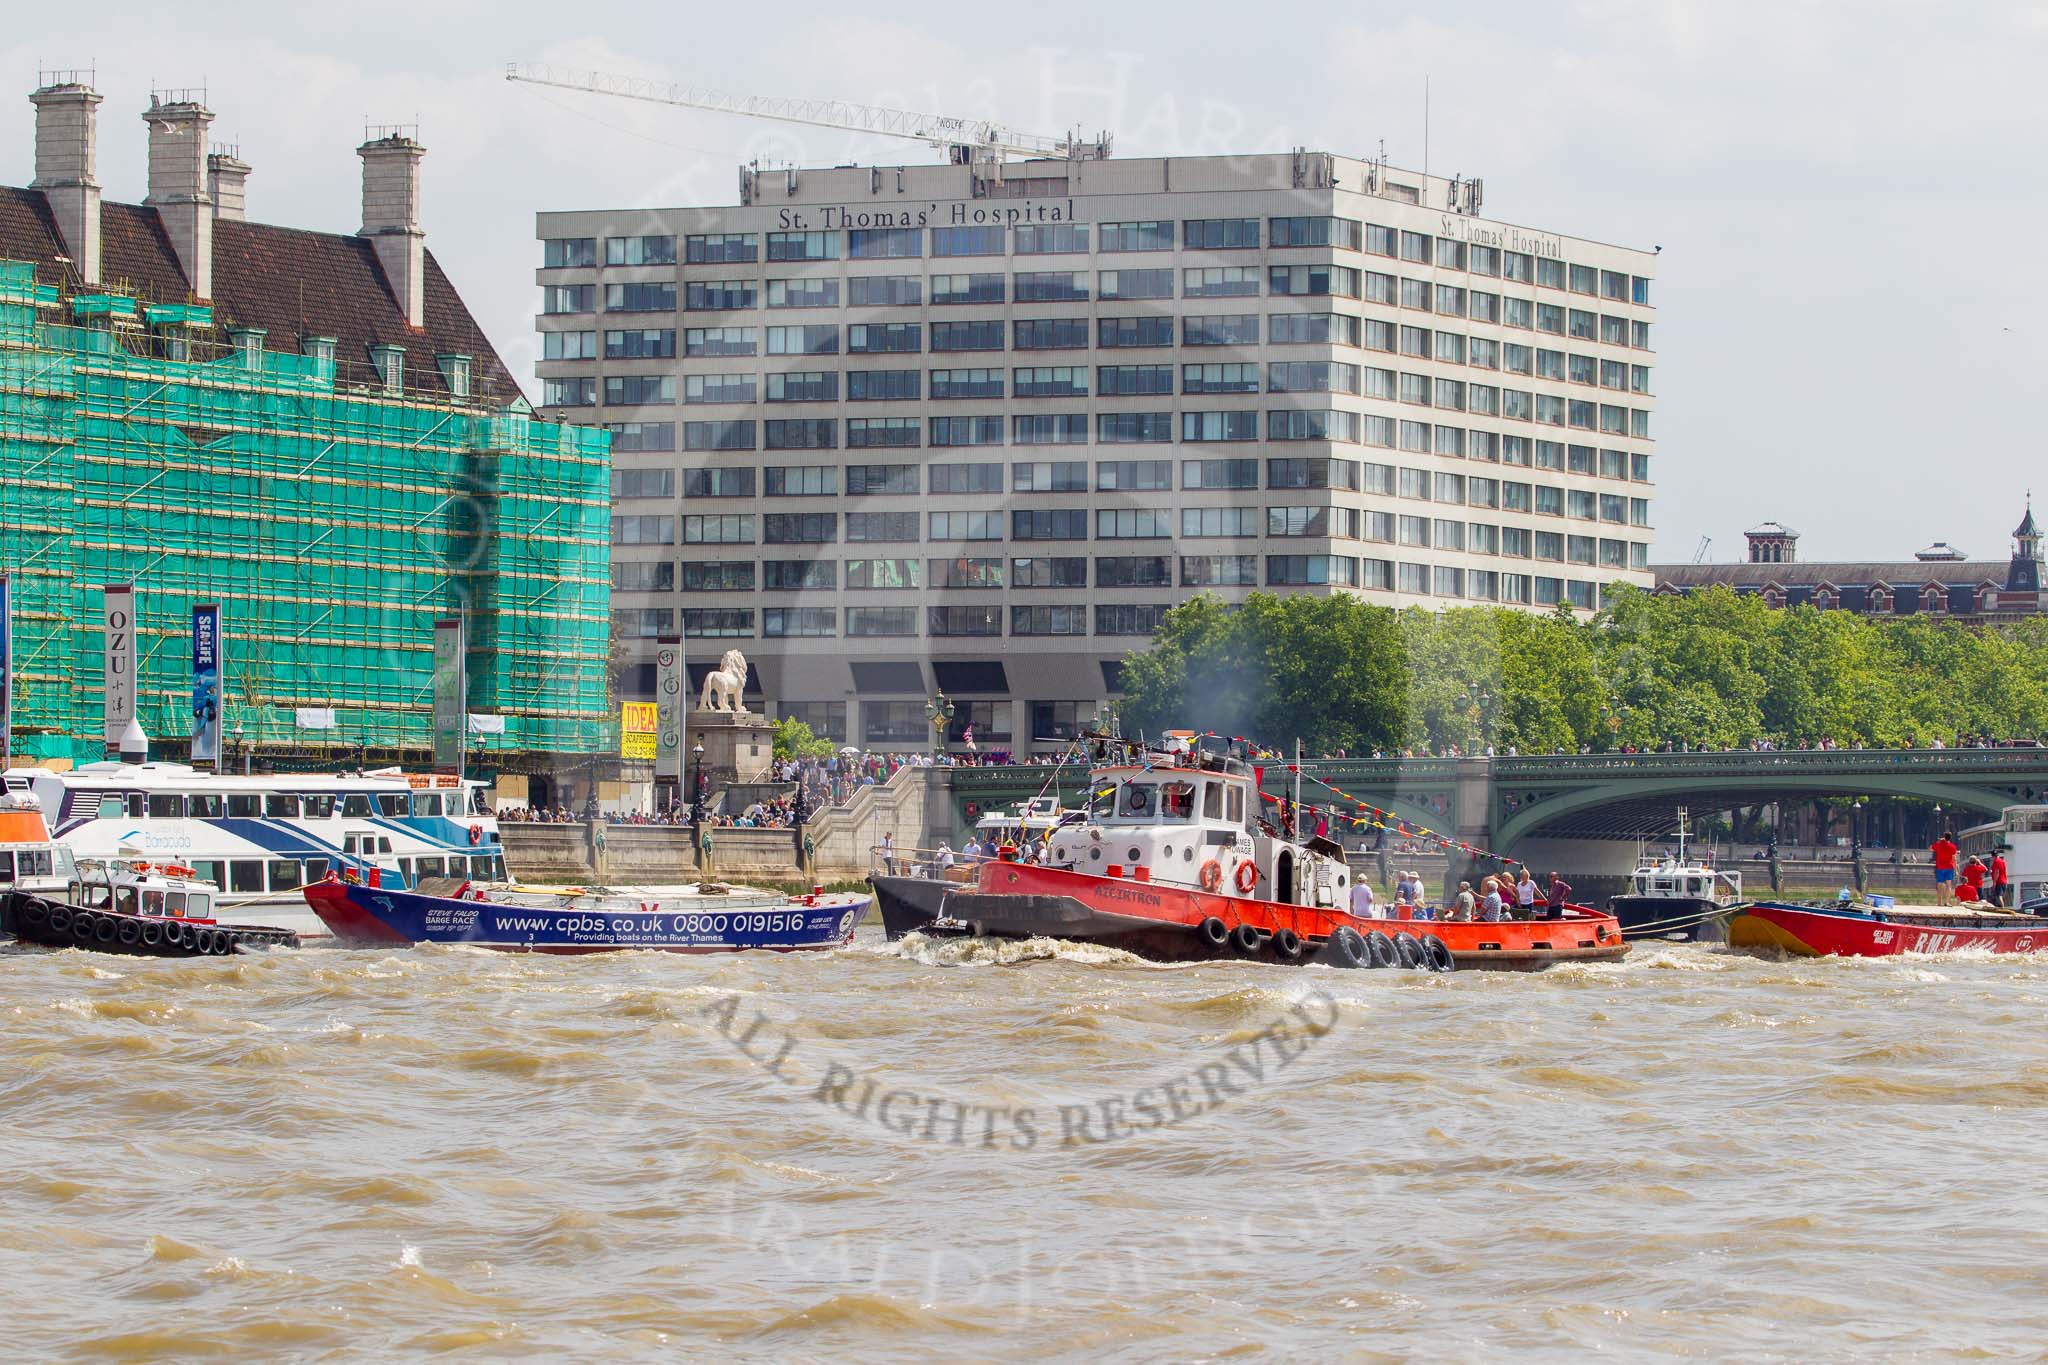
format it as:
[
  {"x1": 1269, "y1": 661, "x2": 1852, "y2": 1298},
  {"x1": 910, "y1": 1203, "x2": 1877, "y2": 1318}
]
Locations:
[
  {"x1": 0, "y1": 574, "x2": 10, "y2": 765},
  {"x1": 190, "y1": 603, "x2": 222, "y2": 770}
]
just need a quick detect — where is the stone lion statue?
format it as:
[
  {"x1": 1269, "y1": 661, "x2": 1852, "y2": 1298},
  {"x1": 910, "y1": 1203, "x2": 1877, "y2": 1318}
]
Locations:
[{"x1": 698, "y1": 648, "x2": 749, "y2": 713}]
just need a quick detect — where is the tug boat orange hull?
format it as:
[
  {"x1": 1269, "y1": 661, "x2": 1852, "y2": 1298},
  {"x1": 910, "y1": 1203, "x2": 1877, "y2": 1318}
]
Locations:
[{"x1": 931, "y1": 860, "x2": 1625, "y2": 970}]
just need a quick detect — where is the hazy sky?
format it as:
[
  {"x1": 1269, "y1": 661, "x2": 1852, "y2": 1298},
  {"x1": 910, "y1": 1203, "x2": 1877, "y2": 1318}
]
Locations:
[{"x1": 2, "y1": 1, "x2": 2041, "y2": 564}]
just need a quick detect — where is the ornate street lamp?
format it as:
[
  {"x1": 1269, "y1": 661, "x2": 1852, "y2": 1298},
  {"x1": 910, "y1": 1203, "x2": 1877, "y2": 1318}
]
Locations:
[
  {"x1": 689, "y1": 742, "x2": 707, "y2": 833},
  {"x1": 926, "y1": 691, "x2": 955, "y2": 759}
]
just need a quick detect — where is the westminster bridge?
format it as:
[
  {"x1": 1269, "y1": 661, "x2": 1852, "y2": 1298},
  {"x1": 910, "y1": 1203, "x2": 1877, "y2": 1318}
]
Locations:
[{"x1": 943, "y1": 747, "x2": 2048, "y2": 874}]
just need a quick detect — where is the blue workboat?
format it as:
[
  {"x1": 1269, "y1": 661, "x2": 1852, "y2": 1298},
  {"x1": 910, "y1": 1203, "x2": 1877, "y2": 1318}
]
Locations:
[{"x1": 304, "y1": 875, "x2": 868, "y2": 954}]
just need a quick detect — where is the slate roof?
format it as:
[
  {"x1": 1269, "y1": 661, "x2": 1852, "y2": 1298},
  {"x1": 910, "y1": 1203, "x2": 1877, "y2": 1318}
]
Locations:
[
  {"x1": 0, "y1": 185, "x2": 521, "y2": 403},
  {"x1": 1652, "y1": 561, "x2": 2014, "y2": 590}
]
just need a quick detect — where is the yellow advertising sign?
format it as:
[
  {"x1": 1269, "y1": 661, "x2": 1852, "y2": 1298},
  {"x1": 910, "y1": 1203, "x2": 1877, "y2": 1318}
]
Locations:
[{"x1": 621, "y1": 701, "x2": 657, "y2": 760}]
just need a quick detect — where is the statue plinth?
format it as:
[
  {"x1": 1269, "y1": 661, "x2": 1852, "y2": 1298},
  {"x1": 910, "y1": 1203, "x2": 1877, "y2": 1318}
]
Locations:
[{"x1": 690, "y1": 707, "x2": 773, "y2": 785}]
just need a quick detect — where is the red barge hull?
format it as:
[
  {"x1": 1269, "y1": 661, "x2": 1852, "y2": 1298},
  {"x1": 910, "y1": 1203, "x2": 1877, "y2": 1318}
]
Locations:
[
  {"x1": 1729, "y1": 901, "x2": 2048, "y2": 958},
  {"x1": 916, "y1": 860, "x2": 1625, "y2": 970}
]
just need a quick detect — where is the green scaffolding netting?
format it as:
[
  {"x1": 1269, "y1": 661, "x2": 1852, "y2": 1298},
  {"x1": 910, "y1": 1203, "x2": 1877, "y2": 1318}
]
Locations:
[{"x1": 0, "y1": 258, "x2": 613, "y2": 764}]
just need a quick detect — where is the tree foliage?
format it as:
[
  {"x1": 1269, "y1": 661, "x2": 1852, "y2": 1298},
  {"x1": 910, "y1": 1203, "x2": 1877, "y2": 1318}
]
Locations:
[
  {"x1": 771, "y1": 717, "x2": 835, "y2": 761},
  {"x1": 1117, "y1": 586, "x2": 2048, "y2": 754}
]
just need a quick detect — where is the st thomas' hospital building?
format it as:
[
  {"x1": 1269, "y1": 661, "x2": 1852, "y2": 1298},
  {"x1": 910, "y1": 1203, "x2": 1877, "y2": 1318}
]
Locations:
[{"x1": 536, "y1": 151, "x2": 1659, "y2": 754}]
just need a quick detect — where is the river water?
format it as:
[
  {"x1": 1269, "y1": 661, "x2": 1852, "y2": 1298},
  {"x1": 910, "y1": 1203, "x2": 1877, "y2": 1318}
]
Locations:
[{"x1": 3, "y1": 927, "x2": 2045, "y2": 1360}]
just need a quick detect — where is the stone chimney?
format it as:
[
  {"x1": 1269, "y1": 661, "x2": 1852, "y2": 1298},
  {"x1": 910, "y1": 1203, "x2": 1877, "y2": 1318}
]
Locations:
[
  {"x1": 142, "y1": 91, "x2": 214, "y2": 300},
  {"x1": 208, "y1": 147, "x2": 251, "y2": 222},
  {"x1": 29, "y1": 74, "x2": 104, "y2": 286},
  {"x1": 358, "y1": 129, "x2": 426, "y2": 329}
]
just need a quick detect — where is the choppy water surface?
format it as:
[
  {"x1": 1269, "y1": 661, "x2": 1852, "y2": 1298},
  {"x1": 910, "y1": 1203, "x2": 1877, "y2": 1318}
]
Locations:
[{"x1": 3, "y1": 928, "x2": 2046, "y2": 1360}]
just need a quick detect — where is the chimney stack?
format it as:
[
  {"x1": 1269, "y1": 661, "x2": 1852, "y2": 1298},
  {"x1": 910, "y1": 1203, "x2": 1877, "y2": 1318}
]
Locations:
[
  {"x1": 143, "y1": 91, "x2": 214, "y2": 300},
  {"x1": 208, "y1": 147, "x2": 251, "y2": 222},
  {"x1": 29, "y1": 74, "x2": 104, "y2": 287},
  {"x1": 358, "y1": 129, "x2": 426, "y2": 329}
]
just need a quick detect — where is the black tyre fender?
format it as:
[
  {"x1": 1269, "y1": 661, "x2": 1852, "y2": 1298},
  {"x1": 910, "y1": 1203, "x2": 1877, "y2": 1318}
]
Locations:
[
  {"x1": 1198, "y1": 916, "x2": 1230, "y2": 950},
  {"x1": 139, "y1": 921, "x2": 164, "y2": 948},
  {"x1": 1271, "y1": 927, "x2": 1304, "y2": 961},
  {"x1": 46, "y1": 906, "x2": 71, "y2": 934},
  {"x1": 1392, "y1": 932, "x2": 1426, "y2": 970},
  {"x1": 1319, "y1": 925, "x2": 1368, "y2": 968},
  {"x1": 215, "y1": 931, "x2": 238, "y2": 956},
  {"x1": 1422, "y1": 934, "x2": 1456, "y2": 973},
  {"x1": 190, "y1": 928, "x2": 214, "y2": 955},
  {"x1": 1363, "y1": 930, "x2": 1399, "y2": 969},
  {"x1": 22, "y1": 900, "x2": 50, "y2": 930},
  {"x1": 116, "y1": 918, "x2": 143, "y2": 947},
  {"x1": 1229, "y1": 922, "x2": 1264, "y2": 955}
]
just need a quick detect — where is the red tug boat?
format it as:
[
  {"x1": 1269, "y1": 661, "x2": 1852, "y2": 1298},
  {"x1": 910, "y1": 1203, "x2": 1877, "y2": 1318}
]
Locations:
[{"x1": 873, "y1": 730, "x2": 1626, "y2": 971}]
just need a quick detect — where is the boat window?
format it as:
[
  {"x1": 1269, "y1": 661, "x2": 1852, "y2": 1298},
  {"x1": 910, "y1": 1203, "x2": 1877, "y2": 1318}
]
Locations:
[
  {"x1": 1227, "y1": 785, "x2": 1244, "y2": 824},
  {"x1": 148, "y1": 794, "x2": 185, "y2": 818},
  {"x1": 493, "y1": 855, "x2": 508, "y2": 880},
  {"x1": 378, "y1": 837, "x2": 393, "y2": 855},
  {"x1": 188, "y1": 793, "x2": 222, "y2": 818},
  {"x1": 302, "y1": 794, "x2": 336, "y2": 819},
  {"x1": 143, "y1": 889, "x2": 165, "y2": 915},
  {"x1": 304, "y1": 857, "x2": 329, "y2": 880},
  {"x1": 342, "y1": 793, "x2": 373, "y2": 818},
  {"x1": 96, "y1": 795, "x2": 124, "y2": 819},
  {"x1": 269, "y1": 860, "x2": 303, "y2": 892},
  {"x1": 68, "y1": 881, "x2": 82, "y2": 903},
  {"x1": 1160, "y1": 781, "x2": 1196, "y2": 821},
  {"x1": 227, "y1": 794, "x2": 260, "y2": 818},
  {"x1": 377, "y1": 792, "x2": 410, "y2": 817},
  {"x1": 1203, "y1": 782, "x2": 1224, "y2": 820},
  {"x1": 165, "y1": 890, "x2": 186, "y2": 916},
  {"x1": 415, "y1": 793, "x2": 444, "y2": 817},
  {"x1": 472, "y1": 855, "x2": 495, "y2": 878},
  {"x1": 1120, "y1": 783, "x2": 1155, "y2": 818},
  {"x1": 264, "y1": 794, "x2": 300, "y2": 818},
  {"x1": 113, "y1": 885, "x2": 137, "y2": 914},
  {"x1": 230, "y1": 861, "x2": 265, "y2": 893},
  {"x1": 188, "y1": 894, "x2": 209, "y2": 918},
  {"x1": 416, "y1": 856, "x2": 447, "y2": 877},
  {"x1": 191, "y1": 860, "x2": 224, "y2": 888},
  {"x1": 1088, "y1": 785, "x2": 1116, "y2": 819},
  {"x1": 0, "y1": 851, "x2": 13, "y2": 882}
]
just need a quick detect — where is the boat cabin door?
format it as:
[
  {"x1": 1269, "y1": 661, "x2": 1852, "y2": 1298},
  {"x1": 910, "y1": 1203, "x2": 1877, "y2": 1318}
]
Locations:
[{"x1": 1275, "y1": 849, "x2": 1296, "y2": 905}]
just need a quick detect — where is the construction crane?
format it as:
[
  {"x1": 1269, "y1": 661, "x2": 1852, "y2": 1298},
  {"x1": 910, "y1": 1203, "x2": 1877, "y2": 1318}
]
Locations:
[
  {"x1": 1692, "y1": 536, "x2": 1713, "y2": 564},
  {"x1": 505, "y1": 62, "x2": 1111, "y2": 166}
]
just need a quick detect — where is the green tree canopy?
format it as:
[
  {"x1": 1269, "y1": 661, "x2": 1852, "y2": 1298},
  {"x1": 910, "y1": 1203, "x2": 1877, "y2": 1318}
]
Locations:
[{"x1": 1115, "y1": 584, "x2": 2048, "y2": 755}]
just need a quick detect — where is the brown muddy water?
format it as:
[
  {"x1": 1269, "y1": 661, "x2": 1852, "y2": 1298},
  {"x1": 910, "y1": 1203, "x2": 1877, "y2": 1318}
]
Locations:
[{"x1": 2, "y1": 927, "x2": 2045, "y2": 1360}]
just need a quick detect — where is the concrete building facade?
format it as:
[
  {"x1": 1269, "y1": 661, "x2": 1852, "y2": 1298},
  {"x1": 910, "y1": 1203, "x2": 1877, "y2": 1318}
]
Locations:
[{"x1": 537, "y1": 151, "x2": 1658, "y2": 753}]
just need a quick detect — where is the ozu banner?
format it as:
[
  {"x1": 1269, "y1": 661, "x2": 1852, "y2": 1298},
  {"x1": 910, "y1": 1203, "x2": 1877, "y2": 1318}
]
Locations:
[
  {"x1": 191, "y1": 603, "x2": 222, "y2": 768},
  {"x1": 103, "y1": 584, "x2": 135, "y2": 757},
  {"x1": 433, "y1": 617, "x2": 465, "y2": 774}
]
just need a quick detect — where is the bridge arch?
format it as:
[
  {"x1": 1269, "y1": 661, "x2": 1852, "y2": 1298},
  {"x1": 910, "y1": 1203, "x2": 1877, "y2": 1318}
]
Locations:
[{"x1": 1493, "y1": 772, "x2": 2021, "y2": 853}]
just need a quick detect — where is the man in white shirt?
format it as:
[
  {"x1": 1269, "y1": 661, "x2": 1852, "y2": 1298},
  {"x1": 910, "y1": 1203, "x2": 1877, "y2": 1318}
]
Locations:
[
  {"x1": 878, "y1": 832, "x2": 896, "y2": 875},
  {"x1": 1349, "y1": 879, "x2": 1377, "y2": 918},
  {"x1": 938, "y1": 843, "x2": 956, "y2": 872}
]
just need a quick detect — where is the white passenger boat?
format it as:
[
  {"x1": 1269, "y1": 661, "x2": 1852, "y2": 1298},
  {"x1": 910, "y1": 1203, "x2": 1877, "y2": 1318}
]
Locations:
[
  {"x1": 1, "y1": 763, "x2": 503, "y2": 938},
  {"x1": 1959, "y1": 804, "x2": 2048, "y2": 910}
]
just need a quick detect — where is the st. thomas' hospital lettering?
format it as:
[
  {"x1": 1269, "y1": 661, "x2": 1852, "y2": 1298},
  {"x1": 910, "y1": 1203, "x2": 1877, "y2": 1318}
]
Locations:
[{"x1": 778, "y1": 200, "x2": 1079, "y2": 230}]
